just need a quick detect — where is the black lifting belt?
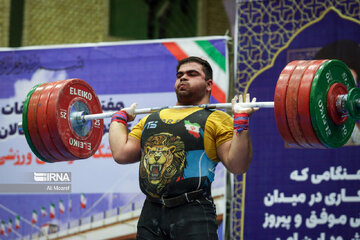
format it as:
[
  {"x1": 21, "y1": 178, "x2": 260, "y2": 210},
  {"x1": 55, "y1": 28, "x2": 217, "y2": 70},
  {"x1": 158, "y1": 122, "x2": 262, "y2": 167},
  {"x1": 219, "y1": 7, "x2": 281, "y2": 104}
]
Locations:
[{"x1": 147, "y1": 189, "x2": 207, "y2": 208}]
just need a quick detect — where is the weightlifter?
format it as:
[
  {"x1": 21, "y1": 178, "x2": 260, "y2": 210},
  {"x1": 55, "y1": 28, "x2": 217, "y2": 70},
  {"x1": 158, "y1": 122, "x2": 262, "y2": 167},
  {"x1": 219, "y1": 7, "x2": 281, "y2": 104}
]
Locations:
[{"x1": 109, "y1": 56, "x2": 258, "y2": 239}]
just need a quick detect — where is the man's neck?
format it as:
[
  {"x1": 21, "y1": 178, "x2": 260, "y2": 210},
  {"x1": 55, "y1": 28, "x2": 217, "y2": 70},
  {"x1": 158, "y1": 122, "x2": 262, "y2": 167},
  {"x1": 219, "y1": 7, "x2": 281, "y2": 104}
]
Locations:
[{"x1": 176, "y1": 99, "x2": 210, "y2": 106}]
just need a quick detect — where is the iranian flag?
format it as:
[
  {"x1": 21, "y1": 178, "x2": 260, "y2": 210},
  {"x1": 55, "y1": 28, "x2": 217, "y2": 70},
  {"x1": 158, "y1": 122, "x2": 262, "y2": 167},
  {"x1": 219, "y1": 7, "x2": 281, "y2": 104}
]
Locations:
[
  {"x1": 32, "y1": 210, "x2": 37, "y2": 224},
  {"x1": 59, "y1": 200, "x2": 65, "y2": 214},
  {"x1": 15, "y1": 216, "x2": 20, "y2": 230},
  {"x1": 68, "y1": 195, "x2": 72, "y2": 212},
  {"x1": 184, "y1": 120, "x2": 201, "y2": 138},
  {"x1": 80, "y1": 193, "x2": 86, "y2": 208},
  {"x1": 41, "y1": 206, "x2": 47, "y2": 217},
  {"x1": 50, "y1": 203, "x2": 55, "y2": 219},
  {"x1": 0, "y1": 221, "x2": 5, "y2": 235},
  {"x1": 7, "y1": 219, "x2": 12, "y2": 233}
]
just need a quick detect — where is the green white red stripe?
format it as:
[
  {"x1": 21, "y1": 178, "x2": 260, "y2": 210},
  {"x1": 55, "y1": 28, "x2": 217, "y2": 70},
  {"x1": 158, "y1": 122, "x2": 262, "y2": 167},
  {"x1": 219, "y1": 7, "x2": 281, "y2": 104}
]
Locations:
[
  {"x1": 41, "y1": 206, "x2": 47, "y2": 216},
  {"x1": 15, "y1": 216, "x2": 20, "y2": 230},
  {"x1": 32, "y1": 210, "x2": 37, "y2": 224},
  {"x1": 7, "y1": 219, "x2": 12, "y2": 233},
  {"x1": 162, "y1": 39, "x2": 228, "y2": 103},
  {"x1": 0, "y1": 221, "x2": 4, "y2": 235},
  {"x1": 59, "y1": 200, "x2": 65, "y2": 214},
  {"x1": 69, "y1": 195, "x2": 72, "y2": 212},
  {"x1": 50, "y1": 203, "x2": 55, "y2": 219},
  {"x1": 184, "y1": 120, "x2": 201, "y2": 138},
  {"x1": 81, "y1": 193, "x2": 87, "y2": 208}
]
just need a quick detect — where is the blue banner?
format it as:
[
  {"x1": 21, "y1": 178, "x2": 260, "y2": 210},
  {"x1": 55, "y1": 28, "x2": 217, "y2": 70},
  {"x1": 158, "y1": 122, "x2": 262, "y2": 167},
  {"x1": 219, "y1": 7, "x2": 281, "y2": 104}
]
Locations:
[
  {"x1": 0, "y1": 37, "x2": 229, "y2": 239},
  {"x1": 234, "y1": 2, "x2": 360, "y2": 240}
]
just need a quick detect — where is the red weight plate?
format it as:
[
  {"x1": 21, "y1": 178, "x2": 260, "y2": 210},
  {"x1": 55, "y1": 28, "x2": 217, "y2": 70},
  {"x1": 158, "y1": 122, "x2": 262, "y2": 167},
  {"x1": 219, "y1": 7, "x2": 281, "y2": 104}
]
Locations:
[
  {"x1": 47, "y1": 79, "x2": 104, "y2": 160},
  {"x1": 286, "y1": 60, "x2": 315, "y2": 148},
  {"x1": 298, "y1": 59, "x2": 328, "y2": 149},
  {"x1": 327, "y1": 82, "x2": 348, "y2": 125},
  {"x1": 27, "y1": 83, "x2": 57, "y2": 161},
  {"x1": 274, "y1": 60, "x2": 301, "y2": 148},
  {"x1": 37, "y1": 81, "x2": 71, "y2": 162}
]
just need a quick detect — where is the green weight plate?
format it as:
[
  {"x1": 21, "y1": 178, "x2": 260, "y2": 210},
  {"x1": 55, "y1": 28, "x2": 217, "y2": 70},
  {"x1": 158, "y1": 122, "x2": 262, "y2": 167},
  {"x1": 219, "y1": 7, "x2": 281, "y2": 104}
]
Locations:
[
  {"x1": 347, "y1": 88, "x2": 360, "y2": 120},
  {"x1": 22, "y1": 83, "x2": 51, "y2": 163},
  {"x1": 310, "y1": 60, "x2": 356, "y2": 148}
]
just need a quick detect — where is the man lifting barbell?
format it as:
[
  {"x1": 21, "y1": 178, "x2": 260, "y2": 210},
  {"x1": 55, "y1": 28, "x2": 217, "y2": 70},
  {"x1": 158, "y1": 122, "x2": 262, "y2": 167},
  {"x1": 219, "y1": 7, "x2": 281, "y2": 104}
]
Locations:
[
  {"x1": 20, "y1": 56, "x2": 360, "y2": 238},
  {"x1": 109, "y1": 56, "x2": 258, "y2": 239},
  {"x1": 21, "y1": 57, "x2": 360, "y2": 163}
]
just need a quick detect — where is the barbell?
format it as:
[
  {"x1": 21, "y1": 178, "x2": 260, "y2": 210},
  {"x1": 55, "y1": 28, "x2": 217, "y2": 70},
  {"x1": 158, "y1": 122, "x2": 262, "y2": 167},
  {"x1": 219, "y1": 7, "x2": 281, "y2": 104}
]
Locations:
[{"x1": 19, "y1": 59, "x2": 360, "y2": 163}]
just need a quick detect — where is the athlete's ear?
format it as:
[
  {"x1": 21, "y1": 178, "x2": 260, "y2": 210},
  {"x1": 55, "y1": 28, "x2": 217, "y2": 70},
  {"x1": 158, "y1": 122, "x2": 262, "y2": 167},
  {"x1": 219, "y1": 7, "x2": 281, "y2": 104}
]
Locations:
[
  {"x1": 206, "y1": 79, "x2": 213, "y2": 90},
  {"x1": 206, "y1": 79, "x2": 213, "y2": 96}
]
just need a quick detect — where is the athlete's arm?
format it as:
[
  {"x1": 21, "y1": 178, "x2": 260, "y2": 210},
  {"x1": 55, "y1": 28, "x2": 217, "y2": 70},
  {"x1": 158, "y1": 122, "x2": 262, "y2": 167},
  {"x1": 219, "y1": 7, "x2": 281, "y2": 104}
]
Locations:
[
  {"x1": 109, "y1": 103, "x2": 141, "y2": 164},
  {"x1": 217, "y1": 129, "x2": 253, "y2": 174},
  {"x1": 217, "y1": 94, "x2": 258, "y2": 174}
]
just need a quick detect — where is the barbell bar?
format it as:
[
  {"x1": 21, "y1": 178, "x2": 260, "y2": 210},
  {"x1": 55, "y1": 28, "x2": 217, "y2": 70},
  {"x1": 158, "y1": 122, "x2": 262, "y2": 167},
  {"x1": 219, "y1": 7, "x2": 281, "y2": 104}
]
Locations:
[
  {"x1": 75, "y1": 102, "x2": 275, "y2": 123},
  {"x1": 19, "y1": 59, "x2": 360, "y2": 163},
  {"x1": 18, "y1": 101, "x2": 276, "y2": 128}
]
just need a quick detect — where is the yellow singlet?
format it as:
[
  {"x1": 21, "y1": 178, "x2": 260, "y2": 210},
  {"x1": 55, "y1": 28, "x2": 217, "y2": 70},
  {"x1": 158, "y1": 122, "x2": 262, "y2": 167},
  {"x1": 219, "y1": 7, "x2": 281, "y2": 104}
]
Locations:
[{"x1": 129, "y1": 107, "x2": 233, "y2": 162}]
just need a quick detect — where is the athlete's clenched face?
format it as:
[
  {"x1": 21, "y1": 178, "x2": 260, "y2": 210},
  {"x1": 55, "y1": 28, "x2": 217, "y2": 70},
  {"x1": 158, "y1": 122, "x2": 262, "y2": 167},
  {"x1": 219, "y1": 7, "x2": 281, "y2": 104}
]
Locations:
[{"x1": 174, "y1": 62, "x2": 212, "y2": 105}]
